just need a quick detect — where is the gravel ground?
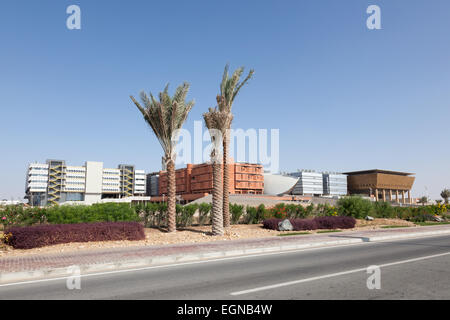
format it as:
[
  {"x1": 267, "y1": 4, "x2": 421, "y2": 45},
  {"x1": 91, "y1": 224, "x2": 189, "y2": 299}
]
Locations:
[{"x1": 0, "y1": 218, "x2": 417, "y2": 257}]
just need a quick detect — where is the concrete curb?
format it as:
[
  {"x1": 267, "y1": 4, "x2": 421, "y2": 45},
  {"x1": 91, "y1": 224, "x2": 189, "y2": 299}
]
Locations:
[{"x1": 2, "y1": 228, "x2": 450, "y2": 285}]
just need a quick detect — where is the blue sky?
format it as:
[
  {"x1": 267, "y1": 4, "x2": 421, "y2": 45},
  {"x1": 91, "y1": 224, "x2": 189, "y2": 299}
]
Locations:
[{"x1": 1, "y1": 0, "x2": 449, "y2": 200}]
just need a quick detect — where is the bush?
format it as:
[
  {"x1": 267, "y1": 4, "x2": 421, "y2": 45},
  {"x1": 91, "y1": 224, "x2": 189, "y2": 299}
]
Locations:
[
  {"x1": 244, "y1": 204, "x2": 269, "y2": 224},
  {"x1": 256, "y1": 204, "x2": 267, "y2": 222},
  {"x1": 269, "y1": 203, "x2": 288, "y2": 219},
  {"x1": 46, "y1": 203, "x2": 140, "y2": 225},
  {"x1": 262, "y1": 216, "x2": 356, "y2": 231},
  {"x1": 244, "y1": 206, "x2": 258, "y2": 224},
  {"x1": 198, "y1": 203, "x2": 211, "y2": 226},
  {"x1": 230, "y1": 204, "x2": 244, "y2": 224},
  {"x1": 176, "y1": 204, "x2": 198, "y2": 227},
  {"x1": 4, "y1": 222, "x2": 145, "y2": 249},
  {"x1": 314, "y1": 204, "x2": 338, "y2": 217},
  {"x1": 314, "y1": 216, "x2": 356, "y2": 229},
  {"x1": 410, "y1": 213, "x2": 436, "y2": 223},
  {"x1": 262, "y1": 218, "x2": 281, "y2": 230},
  {"x1": 1, "y1": 205, "x2": 47, "y2": 228},
  {"x1": 291, "y1": 219, "x2": 318, "y2": 231},
  {"x1": 337, "y1": 196, "x2": 373, "y2": 218},
  {"x1": 373, "y1": 201, "x2": 395, "y2": 218}
]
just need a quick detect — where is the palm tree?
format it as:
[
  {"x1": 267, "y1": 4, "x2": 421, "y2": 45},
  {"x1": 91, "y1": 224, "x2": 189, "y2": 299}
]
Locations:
[
  {"x1": 441, "y1": 189, "x2": 450, "y2": 204},
  {"x1": 203, "y1": 108, "x2": 233, "y2": 236},
  {"x1": 419, "y1": 196, "x2": 428, "y2": 206},
  {"x1": 216, "y1": 64, "x2": 254, "y2": 228},
  {"x1": 130, "y1": 83, "x2": 194, "y2": 233}
]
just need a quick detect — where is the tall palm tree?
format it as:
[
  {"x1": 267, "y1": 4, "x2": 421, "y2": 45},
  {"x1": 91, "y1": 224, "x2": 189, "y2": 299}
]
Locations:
[
  {"x1": 203, "y1": 108, "x2": 233, "y2": 236},
  {"x1": 130, "y1": 83, "x2": 194, "y2": 233},
  {"x1": 216, "y1": 64, "x2": 254, "y2": 228}
]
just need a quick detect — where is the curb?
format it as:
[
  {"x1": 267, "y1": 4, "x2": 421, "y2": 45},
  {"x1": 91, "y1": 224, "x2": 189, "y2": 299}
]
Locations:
[{"x1": 2, "y1": 228, "x2": 450, "y2": 285}]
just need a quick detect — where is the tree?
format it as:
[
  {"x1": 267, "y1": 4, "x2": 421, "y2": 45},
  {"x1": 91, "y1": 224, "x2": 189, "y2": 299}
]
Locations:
[
  {"x1": 203, "y1": 108, "x2": 232, "y2": 236},
  {"x1": 216, "y1": 64, "x2": 254, "y2": 228},
  {"x1": 440, "y1": 189, "x2": 450, "y2": 204},
  {"x1": 130, "y1": 83, "x2": 194, "y2": 233},
  {"x1": 419, "y1": 196, "x2": 428, "y2": 206}
]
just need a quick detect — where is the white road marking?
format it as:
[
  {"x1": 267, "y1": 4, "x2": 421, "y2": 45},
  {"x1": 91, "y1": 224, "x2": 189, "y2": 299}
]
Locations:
[
  {"x1": 230, "y1": 251, "x2": 450, "y2": 296},
  {"x1": 0, "y1": 240, "x2": 373, "y2": 288},
  {"x1": 1, "y1": 232, "x2": 449, "y2": 289}
]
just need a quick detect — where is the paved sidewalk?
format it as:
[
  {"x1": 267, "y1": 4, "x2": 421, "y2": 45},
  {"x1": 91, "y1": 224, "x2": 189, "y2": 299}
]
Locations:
[{"x1": 1, "y1": 225, "x2": 450, "y2": 283}]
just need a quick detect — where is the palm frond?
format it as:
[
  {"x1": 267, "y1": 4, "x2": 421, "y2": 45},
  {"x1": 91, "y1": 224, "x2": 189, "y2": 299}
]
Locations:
[
  {"x1": 131, "y1": 82, "x2": 195, "y2": 159},
  {"x1": 217, "y1": 64, "x2": 254, "y2": 116}
]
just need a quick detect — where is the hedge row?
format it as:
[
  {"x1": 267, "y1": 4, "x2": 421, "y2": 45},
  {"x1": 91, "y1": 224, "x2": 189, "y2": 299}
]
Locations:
[
  {"x1": 337, "y1": 197, "x2": 449, "y2": 221},
  {"x1": 4, "y1": 222, "x2": 145, "y2": 249},
  {"x1": 1, "y1": 203, "x2": 140, "y2": 228},
  {"x1": 263, "y1": 216, "x2": 356, "y2": 231}
]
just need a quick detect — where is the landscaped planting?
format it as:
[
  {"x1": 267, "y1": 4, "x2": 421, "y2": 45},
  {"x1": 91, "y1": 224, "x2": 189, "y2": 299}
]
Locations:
[
  {"x1": 1, "y1": 197, "x2": 448, "y2": 235},
  {"x1": 262, "y1": 216, "x2": 356, "y2": 231},
  {"x1": 4, "y1": 222, "x2": 145, "y2": 249},
  {"x1": 1, "y1": 203, "x2": 140, "y2": 228}
]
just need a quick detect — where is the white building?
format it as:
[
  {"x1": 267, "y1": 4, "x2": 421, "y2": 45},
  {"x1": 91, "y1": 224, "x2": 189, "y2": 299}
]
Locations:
[
  {"x1": 26, "y1": 160, "x2": 147, "y2": 206},
  {"x1": 322, "y1": 173, "x2": 348, "y2": 196},
  {"x1": 288, "y1": 171, "x2": 324, "y2": 196},
  {"x1": 263, "y1": 170, "x2": 348, "y2": 197}
]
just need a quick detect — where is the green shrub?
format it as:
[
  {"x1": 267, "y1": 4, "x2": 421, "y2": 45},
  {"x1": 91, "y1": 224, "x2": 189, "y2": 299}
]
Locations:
[
  {"x1": 294, "y1": 205, "x2": 308, "y2": 219},
  {"x1": 373, "y1": 201, "x2": 395, "y2": 218},
  {"x1": 198, "y1": 203, "x2": 211, "y2": 226},
  {"x1": 45, "y1": 203, "x2": 140, "y2": 224},
  {"x1": 305, "y1": 204, "x2": 315, "y2": 217},
  {"x1": 315, "y1": 204, "x2": 338, "y2": 217},
  {"x1": 244, "y1": 206, "x2": 258, "y2": 224},
  {"x1": 269, "y1": 203, "x2": 287, "y2": 219},
  {"x1": 256, "y1": 204, "x2": 268, "y2": 222},
  {"x1": 230, "y1": 204, "x2": 244, "y2": 224},
  {"x1": 183, "y1": 204, "x2": 198, "y2": 227},
  {"x1": 337, "y1": 196, "x2": 373, "y2": 219}
]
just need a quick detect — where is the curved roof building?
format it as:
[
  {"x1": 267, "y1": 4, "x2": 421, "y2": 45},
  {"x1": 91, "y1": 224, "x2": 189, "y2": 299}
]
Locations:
[{"x1": 263, "y1": 173, "x2": 299, "y2": 196}]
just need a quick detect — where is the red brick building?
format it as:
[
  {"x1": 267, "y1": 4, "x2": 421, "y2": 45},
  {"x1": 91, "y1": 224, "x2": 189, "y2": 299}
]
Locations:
[{"x1": 156, "y1": 161, "x2": 264, "y2": 202}]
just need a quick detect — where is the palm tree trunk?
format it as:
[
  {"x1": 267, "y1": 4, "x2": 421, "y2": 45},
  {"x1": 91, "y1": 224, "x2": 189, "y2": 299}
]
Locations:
[
  {"x1": 212, "y1": 161, "x2": 224, "y2": 236},
  {"x1": 222, "y1": 130, "x2": 230, "y2": 228},
  {"x1": 167, "y1": 159, "x2": 176, "y2": 232}
]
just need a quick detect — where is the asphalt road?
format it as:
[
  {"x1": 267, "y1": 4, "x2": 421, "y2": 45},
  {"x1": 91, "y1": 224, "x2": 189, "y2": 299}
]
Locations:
[{"x1": 1, "y1": 234, "x2": 450, "y2": 300}]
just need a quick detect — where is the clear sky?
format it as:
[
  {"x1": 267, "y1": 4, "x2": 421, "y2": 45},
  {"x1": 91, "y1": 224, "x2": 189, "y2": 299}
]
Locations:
[{"x1": 1, "y1": 0, "x2": 449, "y2": 200}]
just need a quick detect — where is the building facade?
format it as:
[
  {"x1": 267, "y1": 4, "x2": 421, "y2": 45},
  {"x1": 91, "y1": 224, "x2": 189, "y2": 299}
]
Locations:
[
  {"x1": 343, "y1": 169, "x2": 415, "y2": 204},
  {"x1": 154, "y1": 161, "x2": 264, "y2": 202},
  {"x1": 323, "y1": 173, "x2": 348, "y2": 196},
  {"x1": 26, "y1": 160, "x2": 146, "y2": 206},
  {"x1": 288, "y1": 171, "x2": 324, "y2": 196},
  {"x1": 263, "y1": 171, "x2": 347, "y2": 197}
]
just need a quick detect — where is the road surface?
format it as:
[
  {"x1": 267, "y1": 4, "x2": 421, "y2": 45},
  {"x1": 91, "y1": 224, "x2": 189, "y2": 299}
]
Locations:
[{"x1": 1, "y1": 234, "x2": 449, "y2": 299}]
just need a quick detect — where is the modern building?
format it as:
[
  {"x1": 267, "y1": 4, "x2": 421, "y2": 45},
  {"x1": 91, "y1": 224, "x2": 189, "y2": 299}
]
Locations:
[
  {"x1": 343, "y1": 169, "x2": 415, "y2": 204},
  {"x1": 152, "y1": 161, "x2": 264, "y2": 203},
  {"x1": 263, "y1": 171, "x2": 347, "y2": 197},
  {"x1": 146, "y1": 172, "x2": 160, "y2": 196},
  {"x1": 288, "y1": 171, "x2": 324, "y2": 196},
  {"x1": 25, "y1": 160, "x2": 146, "y2": 206},
  {"x1": 323, "y1": 172, "x2": 348, "y2": 196}
]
